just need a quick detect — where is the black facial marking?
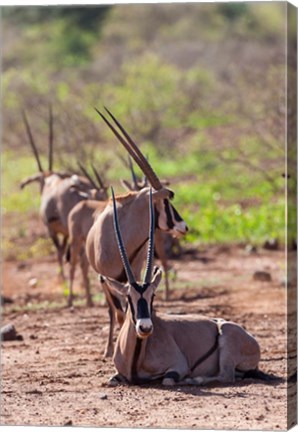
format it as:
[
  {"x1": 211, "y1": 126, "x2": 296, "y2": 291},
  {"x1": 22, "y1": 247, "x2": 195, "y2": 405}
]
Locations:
[
  {"x1": 132, "y1": 282, "x2": 149, "y2": 294},
  {"x1": 171, "y1": 204, "x2": 183, "y2": 222},
  {"x1": 137, "y1": 297, "x2": 150, "y2": 319},
  {"x1": 150, "y1": 294, "x2": 155, "y2": 313},
  {"x1": 163, "y1": 199, "x2": 174, "y2": 229},
  {"x1": 154, "y1": 207, "x2": 160, "y2": 229},
  {"x1": 127, "y1": 295, "x2": 136, "y2": 324}
]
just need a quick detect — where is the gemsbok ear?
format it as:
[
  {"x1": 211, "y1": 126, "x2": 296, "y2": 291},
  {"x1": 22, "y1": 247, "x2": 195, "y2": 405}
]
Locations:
[
  {"x1": 105, "y1": 277, "x2": 129, "y2": 297},
  {"x1": 151, "y1": 188, "x2": 174, "y2": 201},
  {"x1": 151, "y1": 266, "x2": 163, "y2": 291},
  {"x1": 121, "y1": 179, "x2": 133, "y2": 191}
]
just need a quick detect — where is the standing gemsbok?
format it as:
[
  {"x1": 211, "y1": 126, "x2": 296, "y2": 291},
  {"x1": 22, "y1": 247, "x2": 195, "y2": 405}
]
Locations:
[
  {"x1": 104, "y1": 188, "x2": 272, "y2": 386},
  {"x1": 86, "y1": 108, "x2": 188, "y2": 357},
  {"x1": 20, "y1": 108, "x2": 108, "y2": 280},
  {"x1": 66, "y1": 165, "x2": 109, "y2": 307}
]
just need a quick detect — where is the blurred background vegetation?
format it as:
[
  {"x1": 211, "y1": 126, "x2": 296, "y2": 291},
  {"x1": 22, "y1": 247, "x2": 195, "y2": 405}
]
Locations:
[{"x1": 2, "y1": 2, "x2": 289, "y2": 255}]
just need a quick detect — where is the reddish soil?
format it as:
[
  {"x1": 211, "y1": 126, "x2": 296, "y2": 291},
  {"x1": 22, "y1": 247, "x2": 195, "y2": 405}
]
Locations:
[{"x1": 1, "y1": 242, "x2": 295, "y2": 429}]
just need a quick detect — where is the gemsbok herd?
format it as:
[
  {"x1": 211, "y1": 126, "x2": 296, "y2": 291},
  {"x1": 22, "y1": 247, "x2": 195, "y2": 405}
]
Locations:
[{"x1": 21, "y1": 106, "x2": 275, "y2": 386}]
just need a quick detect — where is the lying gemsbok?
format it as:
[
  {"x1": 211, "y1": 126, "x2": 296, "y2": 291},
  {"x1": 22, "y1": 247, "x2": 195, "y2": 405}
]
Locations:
[
  {"x1": 21, "y1": 108, "x2": 108, "y2": 279},
  {"x1": 86, "y1": 107, "x2": 188, "y2": 356},
  {"x1": 104, "y1": 188, "x2": 274, "y2": 386}
]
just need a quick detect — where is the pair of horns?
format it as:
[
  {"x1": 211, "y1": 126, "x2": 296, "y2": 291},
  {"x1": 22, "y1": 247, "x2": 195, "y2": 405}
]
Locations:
[
  {"x1": 78, "y1": 162, "x2": 106, "y2": 190},
  {"x1": 112, "y1": 187, "x2": 155, "y2": 286},
  {"x1": 127, "y1": 155, "x2": 140, "y2": 189},
  {"x1": 95, "y1": 107, "x2": 162, "y2": 191},
  {"x1": 118, "y1": 153, "x2": 148, "y2": 190},
  {"x1": 22, "y1": 106, "x2": 54, "y2": 172}
]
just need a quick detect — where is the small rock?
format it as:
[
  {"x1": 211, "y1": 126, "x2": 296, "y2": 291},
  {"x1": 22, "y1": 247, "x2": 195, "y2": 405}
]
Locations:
[
  {"x1": 245, "y1": 244, "x2": 257, "y2": 254},
  {"x1": 64, "y1": 420, "x2": 73, "y2": 426},
  {"x1": 263, "y1": 239, "x2": 279, "y2": 250},
  {"x1": 99, "y1": 393, "x2": 108, "y2": 400},
  {"x1": 28, "y1": 278, "x2": 38, "y2": 288},
  {"x1": 0, "y1": 295, "x2": 13, "y2": 305},
  {"x1": 1, "y1": 324, "x2": 23, "y2": 341},
  {"x1": 253, "y1": 271, "x2": 272, "y2": 282}
]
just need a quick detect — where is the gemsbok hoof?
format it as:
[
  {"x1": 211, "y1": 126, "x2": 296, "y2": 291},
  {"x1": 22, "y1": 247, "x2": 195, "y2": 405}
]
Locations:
[
  {"x1": 107, "y1": 374, "x2": 126, "y2": 387},
  {"x1": 103, "y1": 346, "x2": 113, "y2": 358},
  {"x1": 107, "y1": 378, "x2": 119, "y2": 387},
  {"x1": 161, "y1": 377, "x2": 176, "y2": 386}
]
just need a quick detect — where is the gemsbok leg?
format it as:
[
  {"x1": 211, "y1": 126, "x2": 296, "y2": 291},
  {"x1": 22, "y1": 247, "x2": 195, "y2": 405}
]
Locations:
[
  {"x1": 79, "y1": 250, "x2": 93, "y2": 307},
  {"x1": 49, "y1": 230, "x2": 68, "y2": 280},
  {"x1": 186, "y1": 323, "x2": 261, "y2": 386},
  {"x1": 100, "y1": 277, "x2": 124, "y2": 357}
]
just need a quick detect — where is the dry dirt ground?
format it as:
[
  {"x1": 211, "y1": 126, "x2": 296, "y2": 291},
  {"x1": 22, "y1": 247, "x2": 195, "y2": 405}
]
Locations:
[{"x1": 1, "y1": 244, "x2": 295, "y2": 430}]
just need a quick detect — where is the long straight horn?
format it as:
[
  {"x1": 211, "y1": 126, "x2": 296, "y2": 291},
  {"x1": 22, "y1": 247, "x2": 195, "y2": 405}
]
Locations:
[
  {"x1": 95, "y1": 107, "x2": 163, "y2": 191},
  {"x1": 111, "y1": 187, "x2": 136, "y2": 285},
  {"x1": 143, "y1": 188, "x2": 155, "y2": 284},
  {"x1": 143, "y1": 154, "x2": 149, "y2": 187},
  {"x1": 77, "y1": 162, "x2": 97, "y2": 189},
  {"x1": 104, "y1": 107, "x2": 163, "y2": 191},
  {"x1": 91, "y1": 164, "x2": 105, "y2": 189},
  {"x1": 128, "y1": 155, "x2": 139, "y2": 188},
  {"x1": 22, "y1": 110, "x2": 43, "y2": 172},
  {"x1": 48, "y1": 104, "x2": 54, "y2": 171}
]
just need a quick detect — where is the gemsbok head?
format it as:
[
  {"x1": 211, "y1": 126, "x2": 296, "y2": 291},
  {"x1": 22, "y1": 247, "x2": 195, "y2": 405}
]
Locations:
[
  {"x1": 119, "y1": 154, "x2": 180, "y2": 301},
  {"x1": 104, "y1": 188, "x2": 275, "y2": 387},
  {"x1": 94, "y1": 107, "x2": 188, "y2": 239}
]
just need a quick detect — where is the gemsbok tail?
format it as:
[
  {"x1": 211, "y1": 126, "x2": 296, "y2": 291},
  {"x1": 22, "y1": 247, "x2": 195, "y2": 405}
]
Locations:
[{"x1": 238, "y1": 368, "x2": 281, "y2": 382}]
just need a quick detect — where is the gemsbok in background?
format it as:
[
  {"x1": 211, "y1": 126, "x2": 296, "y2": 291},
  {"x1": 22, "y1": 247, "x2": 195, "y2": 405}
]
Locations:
[{"x1": 20, "y1": 108, "x2": 108, "y2": 280}]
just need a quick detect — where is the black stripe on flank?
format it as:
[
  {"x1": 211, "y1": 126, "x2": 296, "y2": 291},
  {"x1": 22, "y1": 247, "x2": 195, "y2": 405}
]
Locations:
[
  {"x1": 190, "y1": 333, "x2": 219, "y2": 372},
  {"x1": 116, "y1": 237, "x2": 149, "y2": 283},
  {"x1": 47, "y1": 216, "x2": 60, "y2": 224}
]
